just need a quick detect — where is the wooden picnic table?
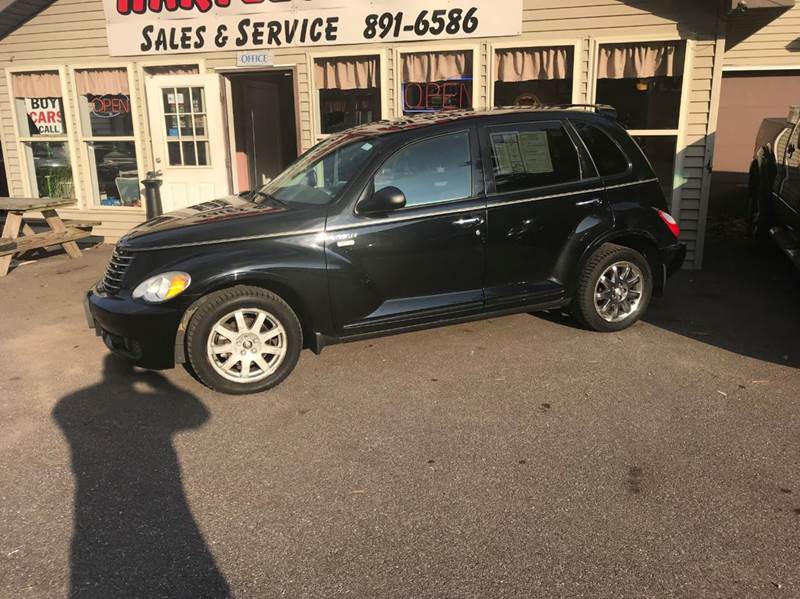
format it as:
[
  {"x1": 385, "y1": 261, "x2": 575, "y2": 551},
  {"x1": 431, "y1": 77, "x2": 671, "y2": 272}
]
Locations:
[{"x1": 0, "y1": 197, "x2": 97, "y2": 277}]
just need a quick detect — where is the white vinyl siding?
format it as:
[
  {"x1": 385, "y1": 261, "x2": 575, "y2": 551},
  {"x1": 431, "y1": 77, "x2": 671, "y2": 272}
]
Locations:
[{"x1": 725, "y1": 4, "x2": 800, "y2": 69}]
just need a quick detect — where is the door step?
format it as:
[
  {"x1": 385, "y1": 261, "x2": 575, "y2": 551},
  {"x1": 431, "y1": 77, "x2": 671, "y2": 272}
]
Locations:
[{"x1": 770, "y1": 226, "x2": 800, "y2": 270}]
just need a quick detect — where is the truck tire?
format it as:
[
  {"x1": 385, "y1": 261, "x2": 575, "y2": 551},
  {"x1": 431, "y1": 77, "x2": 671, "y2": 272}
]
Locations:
[{"x1": 747, "y1": 156, "x2": 775, "y2": 251}]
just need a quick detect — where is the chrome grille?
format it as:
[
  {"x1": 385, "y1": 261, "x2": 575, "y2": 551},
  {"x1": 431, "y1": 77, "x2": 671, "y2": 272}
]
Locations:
[{"x1": 100, "y1": 248, "x2": 134, "y2": 295}]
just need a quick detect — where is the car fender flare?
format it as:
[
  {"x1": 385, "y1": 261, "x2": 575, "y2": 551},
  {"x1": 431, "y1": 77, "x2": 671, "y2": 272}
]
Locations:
[
  {"x1": 173, "y1": 272, "x2": 316, "y2": 364},
  {"x1": 570, "y1": 229, "x2": 663, "y2": 296}
]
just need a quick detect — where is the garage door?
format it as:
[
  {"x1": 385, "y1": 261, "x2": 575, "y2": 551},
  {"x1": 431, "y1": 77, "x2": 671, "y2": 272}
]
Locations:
[{"x1": 715, "y1": 71, "x2": 800, "y2": 175}]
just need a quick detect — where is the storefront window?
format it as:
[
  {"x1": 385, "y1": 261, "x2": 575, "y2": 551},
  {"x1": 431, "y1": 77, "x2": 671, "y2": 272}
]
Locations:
[
  {"x1": 633, "y1": 135, "x2": 678, "y2": 198},
  {"x1": 596, "y1": 41, "x2": 685, "y2": 200},
  {"x1": 401, "y1": 51, "x2": 473, "y2": 115},
  {"x1": 12, "y1": 71, "x2": 74, "y2": 198},
  {"x1": 76, "y1": 68, "x2": 141, "y2": 207},
  {"x1": 26, "y1": 142, "x2": 74, "y2": 199},
  {"x1": 494, "y1": 46, "x2": 574, "y2": 107},
  {"x1": 315, "y1": 56, "x2": 381, "y2": 135},
  {"x1": 162, "y1": 87, "x2": 209, "y2": 167}
]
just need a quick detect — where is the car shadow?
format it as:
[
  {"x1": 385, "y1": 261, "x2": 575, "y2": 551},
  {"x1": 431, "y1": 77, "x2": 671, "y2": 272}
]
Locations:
[
  {"x1": 52, "y1": 355, "x2": 232, "y2": 599},
  {"x1": 536, "y1": 237, "x2": 800, "y2": 368}
]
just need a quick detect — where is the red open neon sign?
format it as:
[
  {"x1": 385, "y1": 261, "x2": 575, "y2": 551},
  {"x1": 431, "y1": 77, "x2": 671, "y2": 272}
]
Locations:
[
  {"x1": 403, "y1": 80, "x2": 472, "y2": 113},
  {"x1": 91, "y1": 96, "x2": 131, "y2": 118}
]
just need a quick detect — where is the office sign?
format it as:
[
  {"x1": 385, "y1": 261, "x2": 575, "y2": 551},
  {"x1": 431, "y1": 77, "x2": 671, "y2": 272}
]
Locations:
[
  {"x1": 103, "y1": 0, "x2": 523, "y2": 56},
  {"x1": 237, "y1": 50, "x2": 275, "y2": 68}
]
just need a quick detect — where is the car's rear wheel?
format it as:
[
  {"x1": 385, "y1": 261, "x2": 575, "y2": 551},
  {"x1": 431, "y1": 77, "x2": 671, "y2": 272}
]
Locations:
[
  {"x1": 572, "y1": 243, "x2": 653, "y2": 332},
  {"x1": 186, "y1": 286, "x2": 302, "y2": 395}
]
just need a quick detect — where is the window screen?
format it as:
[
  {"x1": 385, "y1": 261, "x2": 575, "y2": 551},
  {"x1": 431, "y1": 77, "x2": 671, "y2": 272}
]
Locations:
[
  {"x1": 374, "y1": 131, "x2": 472, "y2": 207},
  {"x1": 574, "y1": 122, "x2": 629, "y2": 177},
  {"x1": 487, "y1": 122, "x2": 580, "y2": 194}
]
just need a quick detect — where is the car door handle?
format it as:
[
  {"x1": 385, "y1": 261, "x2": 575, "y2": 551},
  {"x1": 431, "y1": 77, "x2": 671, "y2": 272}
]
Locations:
[
  {"x1": 453, "y1": 216, "x2": 484, "y2": 227},
  {"x1": 576, "y1": 198, "x2": 603, "y2": 207}
]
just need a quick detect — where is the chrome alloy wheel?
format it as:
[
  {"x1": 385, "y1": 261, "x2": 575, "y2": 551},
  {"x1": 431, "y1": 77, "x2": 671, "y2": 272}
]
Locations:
[
  {"x1": 206, "y1": 308, "x2": 287, "y2": 383},
  {"x1": 593, "y1": 261, "x2": 644, "y2": 323}
]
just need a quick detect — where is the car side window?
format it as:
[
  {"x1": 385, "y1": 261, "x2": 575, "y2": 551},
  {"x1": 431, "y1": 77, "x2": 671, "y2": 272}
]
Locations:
[
  {"x1": 373, "y1": 131, "x2": 472, "y2": 208},
  {"x1": 781, "y1": 124, "x2": 800, "y2": 205},
  {"x1": 487, "y1": 122, "x2": 581, "y2": 194},
  {"x1": 573, "y1": 121, "x2": 630, "y2": 177}
]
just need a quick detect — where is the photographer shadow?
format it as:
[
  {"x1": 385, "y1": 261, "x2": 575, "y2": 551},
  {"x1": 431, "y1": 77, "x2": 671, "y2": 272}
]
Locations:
[{"x1": 52, "y1": 355, "x2": 231, "y2": 599}]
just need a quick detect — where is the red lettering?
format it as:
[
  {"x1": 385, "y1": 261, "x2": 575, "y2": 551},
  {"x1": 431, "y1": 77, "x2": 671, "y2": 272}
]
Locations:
[
  {"x1": 404, "y1": 83, "x2": 423, "y2": 110},
  {"x1": 441, "y1": 82, "x2": 457, "y2": 110},
  {"x1": 121, "y1": 0, "x2": 225, "y2": 14},
  {"x1": 118, "y1": 0, "x2": 146, "y2": 14}
]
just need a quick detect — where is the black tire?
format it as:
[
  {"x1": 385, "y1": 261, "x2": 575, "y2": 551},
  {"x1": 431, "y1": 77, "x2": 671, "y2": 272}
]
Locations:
[
  {"x1": 747, "y1": 158, "x2": 775, "y2": 251},
  {"x1": 572, "y1": 243, "x2": 653, "y2": 333},
  {"x1": 185, "y1": 286, "x2": 302, "y2": 395}
]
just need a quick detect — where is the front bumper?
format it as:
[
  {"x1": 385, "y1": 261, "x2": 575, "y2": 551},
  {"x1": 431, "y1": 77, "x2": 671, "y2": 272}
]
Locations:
[{"x1": 85, "y1": 288, "x2": 185, "y2": 370}]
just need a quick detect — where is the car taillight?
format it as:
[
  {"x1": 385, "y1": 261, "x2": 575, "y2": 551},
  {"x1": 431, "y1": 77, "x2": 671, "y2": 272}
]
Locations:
[{"x1": 657, "y1": 209, "x2": 680, "y2": 239}]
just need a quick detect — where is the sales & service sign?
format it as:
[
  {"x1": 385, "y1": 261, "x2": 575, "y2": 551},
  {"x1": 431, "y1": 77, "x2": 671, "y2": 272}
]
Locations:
[{"x1": 103, "y1": 0, "x2": 522, "y2": 56}]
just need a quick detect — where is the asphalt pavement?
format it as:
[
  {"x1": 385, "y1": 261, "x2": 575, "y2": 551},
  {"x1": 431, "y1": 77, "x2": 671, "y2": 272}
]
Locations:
[{"x1": 0, "y1": 238, "x2": 798, "y2": 598}]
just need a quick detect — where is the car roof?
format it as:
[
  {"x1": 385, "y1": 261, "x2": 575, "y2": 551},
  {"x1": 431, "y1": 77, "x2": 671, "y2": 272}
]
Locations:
[{"x1": 344, "y1": 105, "x2": 618, "y2": 139}]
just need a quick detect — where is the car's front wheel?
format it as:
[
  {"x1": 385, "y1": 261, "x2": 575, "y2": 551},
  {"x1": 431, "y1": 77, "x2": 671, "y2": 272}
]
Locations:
[
  {"x1": 186, "y1": 286, "x2": 302, "y2": 395},
  {"x1": 572, "y1": 243, "x2": 653, "y2": 332}
]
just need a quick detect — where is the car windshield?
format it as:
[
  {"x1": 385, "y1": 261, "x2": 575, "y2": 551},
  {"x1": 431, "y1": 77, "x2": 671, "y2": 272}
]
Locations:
[{"x1": 256, "y1": 134, "x2": 380, "y2": 206}]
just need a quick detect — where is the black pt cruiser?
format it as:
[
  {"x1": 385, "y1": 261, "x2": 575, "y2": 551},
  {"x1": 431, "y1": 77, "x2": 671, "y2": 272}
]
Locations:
[{"x1": 86, "y1": 106, "x2": 685, "y2": 395}]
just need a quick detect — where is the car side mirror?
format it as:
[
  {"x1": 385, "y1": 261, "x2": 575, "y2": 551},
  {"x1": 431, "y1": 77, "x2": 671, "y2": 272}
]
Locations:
[{"x1": 359, "y1": 186, "x2": 407, "y2": 215}]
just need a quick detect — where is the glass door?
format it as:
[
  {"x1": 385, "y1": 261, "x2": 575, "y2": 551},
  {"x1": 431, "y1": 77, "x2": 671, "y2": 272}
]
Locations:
[{"x1": 145, "y1": 74, "x2": 230, "y2": 212}]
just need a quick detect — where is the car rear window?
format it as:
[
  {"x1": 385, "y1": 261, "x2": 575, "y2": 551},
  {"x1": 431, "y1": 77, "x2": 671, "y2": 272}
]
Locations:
[{"x1": 573, "y1": 121, "x2": 630, "y2": 177}]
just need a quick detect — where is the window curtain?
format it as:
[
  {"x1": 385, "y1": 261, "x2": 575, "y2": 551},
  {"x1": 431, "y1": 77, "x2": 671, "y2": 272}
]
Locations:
[
  {"x1": 75, "y1": 68, "x2": 130, "y2": 96},
  {"x1": 598, "y1": 42, "x2": 685, "y2": 80},
  {"x1": 12, "y1": 72, "x2": 61, "y2": 98},
  {"x1": 403, "y1": 51, "x2": 470, "y2": 82},
  {"x1": 315, "y1": 57, "x2": 378, "y2": 90},
  {"x1": 495, "y1": 47, "x2": 572, "y2": 82},
  {"x1": 144, "y1": 65, "x2": 200, "y2": 76}
]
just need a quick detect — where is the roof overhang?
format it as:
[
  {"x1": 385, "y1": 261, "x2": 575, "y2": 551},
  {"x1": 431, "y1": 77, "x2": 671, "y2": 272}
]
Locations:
[{"x1": 0, "y1": 0, "x2": 54, "y2": 40}]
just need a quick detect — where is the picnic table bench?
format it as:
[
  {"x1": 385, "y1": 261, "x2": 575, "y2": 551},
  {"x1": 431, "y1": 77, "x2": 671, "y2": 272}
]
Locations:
[{"x1": 0, "y1": 197, "x2": 98, "y2": 277}]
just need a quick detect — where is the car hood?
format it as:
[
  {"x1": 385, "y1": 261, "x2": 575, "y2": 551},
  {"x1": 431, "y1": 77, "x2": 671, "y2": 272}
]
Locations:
[{"x1": 119, "y1": 195, "x2": 326, "y2": 251}]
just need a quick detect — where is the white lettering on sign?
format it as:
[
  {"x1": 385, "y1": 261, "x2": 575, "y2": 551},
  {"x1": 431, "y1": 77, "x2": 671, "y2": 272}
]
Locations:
[
  {"x1": 25, "y1": 98, "x2": 64, "y2": 135},
  {"x1": 237, "y1": 50, "x2": 274, "y2": 68},
  {"x1": 101, "y1": 0, "x2": 522, "y2": 56}
]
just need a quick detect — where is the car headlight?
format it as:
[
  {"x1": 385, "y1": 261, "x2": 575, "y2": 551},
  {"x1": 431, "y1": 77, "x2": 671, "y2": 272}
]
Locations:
[{"x1": 132, "y1": 272, "x2": 191, "y2": 303}]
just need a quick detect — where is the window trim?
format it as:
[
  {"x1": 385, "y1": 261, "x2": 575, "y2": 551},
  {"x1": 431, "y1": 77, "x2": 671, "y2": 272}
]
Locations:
[
  {"x1": 487, "y1": 38, "x2": 583, "y2": 109},
  {"x1": 5, "y1": 65, "x2": 81, "y2": 201},
  {"x1": 481, "y1": 119, "x2": 588, "y2": 197},
  {"x1": 356, "y1": 127, "x2": 479, "y2": 215},
  {"x1": 394, "y1": 42, "x2": 481, "y2": 117},
  {"x1": 68, "y1": 63, "x2": 146, "y2": 210},
  {"x1": 308, "y1": 49, "x2": 389, "y2": 143}
]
